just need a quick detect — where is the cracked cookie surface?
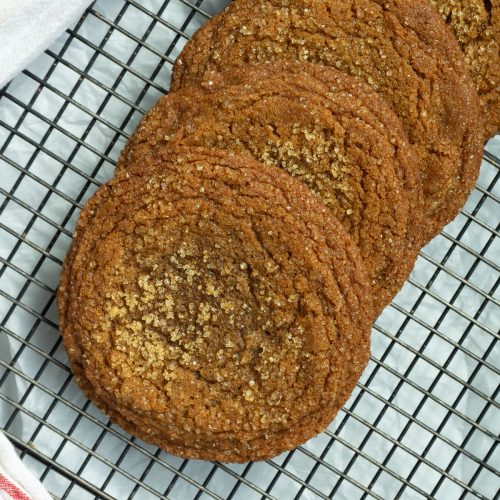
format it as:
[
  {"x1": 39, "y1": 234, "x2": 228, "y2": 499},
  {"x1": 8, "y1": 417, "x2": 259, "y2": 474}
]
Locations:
[
  {"x1": 58, "y1": 147, "x2": 373, "y2": 462},
  {"x1": 172, "y1": 0, "x2": 483, "y2": 241},
  {"x1": 118, "y1": 63, "x2": 422, "y2": 313}
]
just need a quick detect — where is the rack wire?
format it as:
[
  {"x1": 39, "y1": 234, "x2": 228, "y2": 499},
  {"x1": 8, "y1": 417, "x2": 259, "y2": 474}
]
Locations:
[{"x1": 0, "y1": 1, "x2": 498, "y2": 499}]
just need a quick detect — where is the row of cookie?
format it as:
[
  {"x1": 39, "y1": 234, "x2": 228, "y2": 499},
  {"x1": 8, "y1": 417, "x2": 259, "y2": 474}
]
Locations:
[{"x1": 58, "y1": 0, "x2": 494, "y2": 463}]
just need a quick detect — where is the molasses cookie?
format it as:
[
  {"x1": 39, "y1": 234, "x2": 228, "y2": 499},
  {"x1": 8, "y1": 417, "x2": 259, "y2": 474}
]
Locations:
[
  {"x1": 430, "y1": 0, "x2": 499, "y2": 138},
  {"x1": 172, "y1": 0, "x2": 483, "y2": 242},
  {"x1": 117, "y1": 63, "x2": 422, "y2": 313},
  {"x1": 58, "y1": 147, "x2": 373, "y2": 462}
]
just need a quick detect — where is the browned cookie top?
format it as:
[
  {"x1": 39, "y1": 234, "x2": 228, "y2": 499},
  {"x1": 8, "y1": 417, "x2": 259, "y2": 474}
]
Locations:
[
  {"x1": 118, "y1": 63, "x2": 422, "y2": 313},
  {"x1": 430, "y1": 0, "x2": 499, "y2": 138},
  {"x1": 58, "y1": 147, "x2": 373, "y2": 462},
  {"x1": 172, "y1": 0, "x2": 483, "y2": 241}
]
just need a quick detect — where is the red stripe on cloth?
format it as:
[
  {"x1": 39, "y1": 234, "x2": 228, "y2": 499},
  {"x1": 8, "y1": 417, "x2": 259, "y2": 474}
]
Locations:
[{"x1": 0, "y1": 473, "x2": 31, "y2": 500}]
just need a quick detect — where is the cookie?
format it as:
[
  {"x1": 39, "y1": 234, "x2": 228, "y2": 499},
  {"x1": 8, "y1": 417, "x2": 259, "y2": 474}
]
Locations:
[
  {"x1": 171, "y1": 0, "x2": 483, "y2": 241},
  {"x1": 429, "y1": 0, "x2": 499, "y2": 138},
  {"x1": 58, "y1": 147, "x2": 373, "y2": 462},
  {"x1": 117, "y1": 63, "x2": 422, "y2": 313}
]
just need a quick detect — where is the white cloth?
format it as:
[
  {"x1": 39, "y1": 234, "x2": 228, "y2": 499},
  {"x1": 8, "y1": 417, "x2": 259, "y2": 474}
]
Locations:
[
  {"x1": 0, "y1": 432, "x2": 52, "y2": 500},
  {"x1": 0, "y1": 0, "x2": 93, "y2": 88}
]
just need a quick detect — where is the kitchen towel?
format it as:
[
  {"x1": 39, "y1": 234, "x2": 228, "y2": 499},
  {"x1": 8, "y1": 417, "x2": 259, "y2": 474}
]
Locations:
[
  {"x1": 0, "y1": 432, "x2": 52, "y2": 500},
  {"x1": 0, "y1": 0, "x2": 93, "y2": 88}
]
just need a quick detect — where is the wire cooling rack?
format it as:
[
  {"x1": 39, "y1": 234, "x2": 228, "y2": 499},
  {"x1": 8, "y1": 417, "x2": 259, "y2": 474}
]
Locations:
[{"x1": 0, "y1": 1, "x2": 499, "y2": 499}]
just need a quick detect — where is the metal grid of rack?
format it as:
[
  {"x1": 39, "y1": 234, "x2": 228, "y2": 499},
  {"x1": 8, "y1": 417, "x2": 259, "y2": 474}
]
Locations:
[{"x1": 0, "y1": 1, "x2": 498, "y2": 498}]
